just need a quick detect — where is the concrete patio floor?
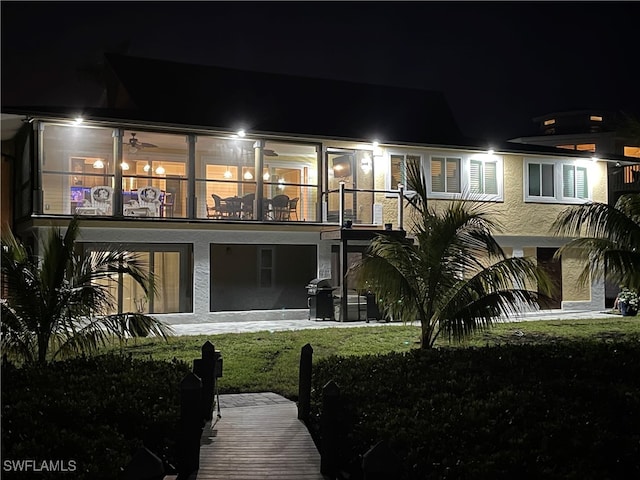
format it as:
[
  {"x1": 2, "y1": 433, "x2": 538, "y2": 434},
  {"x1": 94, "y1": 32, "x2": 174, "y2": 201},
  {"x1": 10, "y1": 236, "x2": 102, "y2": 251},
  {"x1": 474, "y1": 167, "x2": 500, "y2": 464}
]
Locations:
[{"x1": 169, "y1": 309, "x2": 619, "y2": 336}]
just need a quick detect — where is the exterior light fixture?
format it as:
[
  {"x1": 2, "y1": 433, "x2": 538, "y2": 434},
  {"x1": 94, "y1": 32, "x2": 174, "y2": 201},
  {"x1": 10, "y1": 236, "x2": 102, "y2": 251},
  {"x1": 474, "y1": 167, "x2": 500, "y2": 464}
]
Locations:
[
  {"x1": 92, "y1": 159, "x2": 104, "y2": 169},
  {"x1": 487, "y1": 149, "x2": 495, "y2": 155},
  {"x1": 372, "y1": 140, "x2": 379, "y2": 148},
  {"x1": 120, "y1": 161, "x2": 130, "y2": 171},
  {"x1": 143, "y1": 163, "x2": 151, "y2": 172},
  {"x1": 237, "y1": 129, "x2": 246, "y2": 137},
  {"x1": 73, "y1": 117, "x2": 84, "y2": 126},
  {"x1": 591, "y1": 156, "x2": 599, "y2": 162},
  {"x1": 243, "y1": 170, "x2": 254, "y2": 180},
  {"x1": 223, "y1": 168, "x2": 233, "y2": 179},
  {"x1": 155, "y1": 165, "x2": 166, "y2": 175}
]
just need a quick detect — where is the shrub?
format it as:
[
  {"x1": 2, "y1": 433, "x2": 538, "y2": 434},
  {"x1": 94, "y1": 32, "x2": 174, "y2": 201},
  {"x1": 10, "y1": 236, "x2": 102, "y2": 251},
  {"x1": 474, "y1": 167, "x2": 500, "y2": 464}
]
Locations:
[
  {"x1": 310, "y1": 341, "x2": 640, "y2": 479},
  {"x1": 1, "y1": 354, "x2": 191, "y2": 479}
]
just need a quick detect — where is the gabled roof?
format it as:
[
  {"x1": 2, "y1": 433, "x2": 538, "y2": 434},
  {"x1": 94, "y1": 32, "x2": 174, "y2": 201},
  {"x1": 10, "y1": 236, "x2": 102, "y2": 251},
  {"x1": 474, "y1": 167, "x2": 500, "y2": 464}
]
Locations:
[{"x1": 103, "y1": 53, "x2": 468, "y2": 146}]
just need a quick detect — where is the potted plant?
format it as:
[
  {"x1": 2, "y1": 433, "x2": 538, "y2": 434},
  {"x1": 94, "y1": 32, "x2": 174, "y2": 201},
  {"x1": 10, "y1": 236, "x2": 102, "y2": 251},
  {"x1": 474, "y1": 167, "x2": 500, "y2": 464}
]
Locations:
[{"x1": 617, "y1": 287, "x2": 639, "y2": 316}]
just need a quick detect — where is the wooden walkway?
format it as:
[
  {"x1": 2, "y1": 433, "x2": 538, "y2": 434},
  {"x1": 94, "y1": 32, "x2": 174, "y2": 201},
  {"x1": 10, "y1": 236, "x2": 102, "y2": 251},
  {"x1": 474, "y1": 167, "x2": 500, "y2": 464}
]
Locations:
[{"x1": 194, "y1": 392, "x2": 324, "y2": 479}]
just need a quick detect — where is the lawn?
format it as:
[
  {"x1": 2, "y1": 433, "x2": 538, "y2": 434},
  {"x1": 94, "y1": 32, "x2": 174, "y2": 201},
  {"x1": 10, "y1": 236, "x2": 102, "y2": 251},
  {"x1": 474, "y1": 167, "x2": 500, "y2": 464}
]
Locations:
[
  {"x1": 110, "y1": 316, "x2": 640, "y2": 398},
  {"x1": 5, "y1": 316, "x2": 638, "y2": 479}
]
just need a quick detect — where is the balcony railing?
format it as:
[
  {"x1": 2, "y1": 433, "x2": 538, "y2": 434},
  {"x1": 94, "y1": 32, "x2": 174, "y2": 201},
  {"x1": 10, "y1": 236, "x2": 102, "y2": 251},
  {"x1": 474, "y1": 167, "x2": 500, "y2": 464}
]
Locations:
[{"x1": 323, "y1": 182, "x2": 406, "y2": 230}]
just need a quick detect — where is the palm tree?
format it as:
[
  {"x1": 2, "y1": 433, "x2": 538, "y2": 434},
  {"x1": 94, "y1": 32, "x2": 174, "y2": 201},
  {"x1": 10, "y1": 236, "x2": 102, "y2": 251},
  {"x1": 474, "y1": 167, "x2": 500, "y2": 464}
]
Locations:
[
  {"x1": 1, "y1": 217, "x2": 173, "y2": 364},
  {"x1": 551, "y1": 193, "x2": 640, "y2": 293},
  {"x1": 353, "y1": 162, "x2": 552, "y2": 348}
]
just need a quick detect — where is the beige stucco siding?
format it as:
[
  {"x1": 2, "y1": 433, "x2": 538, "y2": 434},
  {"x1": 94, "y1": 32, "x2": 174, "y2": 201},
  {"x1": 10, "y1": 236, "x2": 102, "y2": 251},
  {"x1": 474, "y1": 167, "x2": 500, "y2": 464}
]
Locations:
[
  {"x1": 387, "y1": 151, "x2": 608, "y2": 237},
  {"x1": 561, "y1": 250, "x2": 591, "y2": 302},
  {"x1": 500, "y1": 155, "x2": 607, "y2": 237}
]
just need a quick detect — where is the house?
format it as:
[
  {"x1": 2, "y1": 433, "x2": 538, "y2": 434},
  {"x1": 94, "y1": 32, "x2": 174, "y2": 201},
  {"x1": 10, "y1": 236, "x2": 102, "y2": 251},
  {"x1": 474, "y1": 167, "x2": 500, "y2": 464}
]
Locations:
[{"x1": 1, "y1": 54, "x2": 626, "y2": 324}]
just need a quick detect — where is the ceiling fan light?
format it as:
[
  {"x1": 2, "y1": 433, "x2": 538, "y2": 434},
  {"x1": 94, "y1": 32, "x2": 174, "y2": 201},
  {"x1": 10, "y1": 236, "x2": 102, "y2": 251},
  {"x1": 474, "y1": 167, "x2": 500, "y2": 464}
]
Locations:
[
  {"x1": 243, "y1": 170, "x2": 254, "y2": 180},
  {"x1": 223, "y1": 169, "x2": 233, "y2": 179},
  {"x1": 120, "y1": 161, "x2": 130, "y2": 171},
  {"x1": 155, "y1": 165, "x2": 165, "y2": 175},
  {"x1": 143, "y1": 163, "x2": 151, "y2": 172},
  {"x1": 93, "y1": 159, "x2": 104, "y2": 169}
]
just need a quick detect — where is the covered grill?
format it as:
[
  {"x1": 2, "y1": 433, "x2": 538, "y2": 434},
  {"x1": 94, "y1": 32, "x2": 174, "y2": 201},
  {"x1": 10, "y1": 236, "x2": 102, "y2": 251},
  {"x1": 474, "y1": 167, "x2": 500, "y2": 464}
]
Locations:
[{"x1": 306, "y1": 278, "x2": 335, "y2": 321}]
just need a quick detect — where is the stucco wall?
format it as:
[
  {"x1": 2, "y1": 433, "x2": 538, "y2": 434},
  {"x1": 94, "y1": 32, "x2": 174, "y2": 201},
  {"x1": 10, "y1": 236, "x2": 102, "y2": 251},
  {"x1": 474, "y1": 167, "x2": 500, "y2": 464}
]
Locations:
[{"x1": 561, "y1": 250, "x2": 591, "y2": 302}]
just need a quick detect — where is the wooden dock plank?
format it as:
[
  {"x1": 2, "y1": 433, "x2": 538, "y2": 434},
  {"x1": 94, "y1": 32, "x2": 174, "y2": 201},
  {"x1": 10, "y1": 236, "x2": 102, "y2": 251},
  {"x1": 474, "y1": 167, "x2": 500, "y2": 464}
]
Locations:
[{"x1": 196, "y1": 394, "x2": 324, "y2": 480}]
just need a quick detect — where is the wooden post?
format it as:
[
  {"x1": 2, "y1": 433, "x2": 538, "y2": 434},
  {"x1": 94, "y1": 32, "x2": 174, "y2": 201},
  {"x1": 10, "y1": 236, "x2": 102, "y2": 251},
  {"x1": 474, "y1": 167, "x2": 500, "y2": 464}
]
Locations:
[
  {"x1": 320, "y1": 380, "x2": 341, "y2": 478},
  {"x1": 177, "y1": 372, "x2": 204, "y2": 480},
  {"x1": 193, "y1": 341, "x2": 216, "y2": 421},
  {"x1": 297, "y1": 343, "x2": 313, "y2": 422},
  {"x1": 362, "y1": 440, "x2": 404, "y2": 480},
  {"x1": 121, "y1": 446, "x2": 165, "y2": 480}
]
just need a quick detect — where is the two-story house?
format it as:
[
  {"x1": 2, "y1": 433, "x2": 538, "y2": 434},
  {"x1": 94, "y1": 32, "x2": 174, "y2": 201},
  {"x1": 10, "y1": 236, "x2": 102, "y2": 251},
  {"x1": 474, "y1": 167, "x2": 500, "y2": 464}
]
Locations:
[{"x1": 1, "y1": 54, "x2": 622, "y2": 325}]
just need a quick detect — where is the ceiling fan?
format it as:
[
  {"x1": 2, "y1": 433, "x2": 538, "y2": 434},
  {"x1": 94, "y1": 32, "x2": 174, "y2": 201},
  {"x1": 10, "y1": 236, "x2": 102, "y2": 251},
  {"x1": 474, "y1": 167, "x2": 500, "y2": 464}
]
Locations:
[
  {"x1": 263, "y1": 149, "x2": 278, "y2": 157},
  {"x1": 126, "y1": 133, "x2": 157, "y2": 152}
]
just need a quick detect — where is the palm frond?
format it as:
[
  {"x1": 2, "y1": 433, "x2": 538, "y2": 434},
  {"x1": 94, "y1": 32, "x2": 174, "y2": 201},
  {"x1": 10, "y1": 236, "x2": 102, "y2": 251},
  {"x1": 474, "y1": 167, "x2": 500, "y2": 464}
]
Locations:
[
  {"x1": 1, "y1": 219, "x2": 170, "y2": 364},
  {"x1": 552, "y1": 193, "x2": 640, "y2": 291}
]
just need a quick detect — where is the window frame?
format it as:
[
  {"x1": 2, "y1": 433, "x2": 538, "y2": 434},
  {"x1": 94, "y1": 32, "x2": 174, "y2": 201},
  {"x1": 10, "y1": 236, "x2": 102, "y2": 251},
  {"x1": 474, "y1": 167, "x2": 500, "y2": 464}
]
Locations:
[
  {"x1": 524, "y1": 157, "x2": 592, "y2": 204},
  {"x1": 386, "y1": 150, "x2": 423, "y2": 196},
  {"x1": 466, "y1": 154, "x2": 502, "y2": 201},
  {"x1": 426, "y1": 151, "x2": 503, "y2": 202},
  {"x1": 80, "y1": 242, "x2": 193, "y2": 314}
]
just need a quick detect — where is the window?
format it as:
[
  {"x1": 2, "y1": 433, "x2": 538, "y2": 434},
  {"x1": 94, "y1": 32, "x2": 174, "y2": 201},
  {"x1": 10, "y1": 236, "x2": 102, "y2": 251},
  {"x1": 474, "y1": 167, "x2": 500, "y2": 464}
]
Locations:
[
  {"x1": 528, "y1": 163, "x2": 555, "y2": 198},
  {"x1": 525, "y1": 158, "x2": 591, "y2": 203},
  {"x1": 576, "y1": 144, "x2": 596, "y2": 152},
  {"x1": 259, "y1": 247, "x2": 274, "y2": 288},
  {"x1": 590, "y1": 115, "x2": 603, "y2": 122},
  {"x1": 431, "y1": 156, "x2": 460, "y2": 193},
  {"x1": 544, "y1": 119, "x2": 556, "y2": 126},
  {"x1": 470, "y1": 159, "x2": 498, "y2": 195},
  {"x1": 555, "y1": 144, "x2": 596, "y2": 152},
  {"x1": 422, "y1": 152, "x2": 502, "y2": 201},
  {"x1": 562, "y1": 165, "x2": 588, "y2": 199},
  {"x1": 82, "y1": 243, "x2": 192, "y2": 314},
  {"x1": 389, "y1": 153, "x2": 421, "y2": 190},
  {"x1": 623, "y1": 146, "x2": 640, "y2": 158}
]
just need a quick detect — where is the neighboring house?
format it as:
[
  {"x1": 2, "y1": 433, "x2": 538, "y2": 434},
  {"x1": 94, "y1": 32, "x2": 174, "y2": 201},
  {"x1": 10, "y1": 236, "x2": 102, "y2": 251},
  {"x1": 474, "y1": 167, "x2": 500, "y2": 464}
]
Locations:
[{"x1": 0, "y1": 55, "x2": 628, "y2": 324}]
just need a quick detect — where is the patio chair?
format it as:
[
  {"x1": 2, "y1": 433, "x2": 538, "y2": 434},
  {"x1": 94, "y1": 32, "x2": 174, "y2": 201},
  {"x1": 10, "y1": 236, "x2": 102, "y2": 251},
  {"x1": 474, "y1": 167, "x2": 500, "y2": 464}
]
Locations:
[
  {"x1": 241, "y1": 193, "x2": 255, "y2": 219},
  {"x1": 211, "y1": 194, "x2": 230, "y2": 218},
  {"x1": 271, "y1": 194, "x2": 290, "y2": 221},
  {"x1": 288, "y1": 197, "x2": 299, "y2": 221},
  {"x1": 136, "y1": 186, "x2": 162, "y2": 217},
  {"x1": 76, "y1": 185, "x2": 113, "y2": 215}
]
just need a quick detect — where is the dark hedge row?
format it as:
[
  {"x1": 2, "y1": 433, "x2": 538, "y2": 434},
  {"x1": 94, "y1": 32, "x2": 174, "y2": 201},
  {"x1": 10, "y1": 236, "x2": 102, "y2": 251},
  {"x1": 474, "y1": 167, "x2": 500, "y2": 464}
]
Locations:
[
  {"x1": 1, "y1": 354, "x2": 191, "y2": 479},
  {"x1": 310, "y1": 341, "x2": 640, "y2": 480}
]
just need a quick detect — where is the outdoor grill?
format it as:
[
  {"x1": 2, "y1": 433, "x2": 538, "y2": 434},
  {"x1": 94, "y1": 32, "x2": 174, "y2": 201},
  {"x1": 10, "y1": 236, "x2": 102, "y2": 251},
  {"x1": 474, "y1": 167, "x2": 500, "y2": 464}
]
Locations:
[{"x1": 306, "y1": 278, "x2": 335, "y2": 321}]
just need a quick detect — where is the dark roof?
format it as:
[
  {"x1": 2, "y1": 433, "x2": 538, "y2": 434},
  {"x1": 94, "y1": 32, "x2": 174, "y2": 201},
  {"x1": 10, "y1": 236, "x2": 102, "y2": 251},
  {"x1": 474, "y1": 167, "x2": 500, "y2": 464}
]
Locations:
[{"x1": 103, "y1": 53, "x2": 468, "y2": 145}]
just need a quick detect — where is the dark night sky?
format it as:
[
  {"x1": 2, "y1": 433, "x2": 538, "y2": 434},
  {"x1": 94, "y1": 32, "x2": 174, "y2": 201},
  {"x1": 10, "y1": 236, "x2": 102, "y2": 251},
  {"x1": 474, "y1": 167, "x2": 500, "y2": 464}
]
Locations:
[{"x1": 2, "y1": 1, "x2": 639, "y2": 143}]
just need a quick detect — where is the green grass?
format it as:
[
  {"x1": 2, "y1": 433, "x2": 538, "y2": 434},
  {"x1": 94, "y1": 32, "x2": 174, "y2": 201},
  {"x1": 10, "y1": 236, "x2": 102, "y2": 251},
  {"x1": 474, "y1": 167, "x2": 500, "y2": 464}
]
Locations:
[{"x1": 108, "y1": 316, "x2": 640, "y2": 398}]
